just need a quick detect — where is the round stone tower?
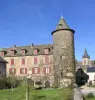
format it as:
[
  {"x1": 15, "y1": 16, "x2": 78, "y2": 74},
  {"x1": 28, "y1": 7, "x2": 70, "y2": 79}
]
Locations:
[{"x1": 51, "y1": 16, "x2": 76, "y2": 88}]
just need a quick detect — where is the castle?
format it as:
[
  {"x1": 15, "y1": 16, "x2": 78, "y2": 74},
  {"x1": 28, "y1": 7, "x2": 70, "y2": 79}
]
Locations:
[{"x1": 0, "y1": 16, "x2": 93, "y2": 87}]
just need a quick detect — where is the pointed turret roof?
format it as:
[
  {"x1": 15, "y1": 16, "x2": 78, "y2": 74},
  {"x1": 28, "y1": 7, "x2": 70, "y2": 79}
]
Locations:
[
  {"x1": 51, "y1": 16, "x2": 75, "y2": 35},
  {"x1": 82, "y1": 49, "x2": 90, "y2": 59},
  {"x1": 56, "y1": 17, "x2": 70, "y2": 30}
]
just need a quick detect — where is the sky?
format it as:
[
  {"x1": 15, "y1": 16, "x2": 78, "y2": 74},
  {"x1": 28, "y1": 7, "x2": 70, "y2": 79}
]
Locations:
[{"x1": 0, "y1": 0, "x2": 95, "y2": 61}]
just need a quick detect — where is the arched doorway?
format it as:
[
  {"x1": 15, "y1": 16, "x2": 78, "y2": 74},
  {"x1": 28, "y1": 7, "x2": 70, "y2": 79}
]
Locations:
[{"x1": 45, "y1": 81, "x2": 50, "y2": 88}]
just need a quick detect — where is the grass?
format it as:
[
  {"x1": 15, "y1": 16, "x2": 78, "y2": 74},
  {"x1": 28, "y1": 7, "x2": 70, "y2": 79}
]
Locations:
[
  {"x1": 0, "y1": 86, "x2": 94, "y2": 100},
  {"x1": 87, "y1": 85, "x2": 95, "y2": 88}
]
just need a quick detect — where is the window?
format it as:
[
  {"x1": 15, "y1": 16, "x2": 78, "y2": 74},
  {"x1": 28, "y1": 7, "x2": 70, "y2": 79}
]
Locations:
[
  {"x1": 10, "y1": 50, "x2": 14, "y2": 56},
  {"x1": 22, "y1": 58, "x2": 25, "y2": 65},
  {"x1": 43, "y1": 67, "x2": 51, "y2": 74},
  {"x1": 45, "y1": 56, "x2": 49, "y2": 64},
  {"x1": 35, "y1": 67, "x2": 38, "y2": 74},
  {"x1": 44, "y1": 49, "x2": 49, "y2": 54},
  {"x1": 20, "y1": 68, "x2": 27, "y2": 74},
  {"x1": 9, "y1": 68, "x2": 16, "y2": 74},
  {"x1": 0, "y1": 52, "x2": 4, "y2": 57},
  {"x1": 32, "y1": 67, "x2": 40, "y2": 74},
  {"x1": 34, "y1": 49, "x2": 38, "y2": 55},
  {"x1": 46, "y1": 67, "x2": 49, "y2": 74},
  {"x1": 34, "y1": 57, "x2": 37, "y2": 64},
  {"x1": 10, "y1": 59, "x2": 14, "y2": 65},
  {"x1": 58, "y1": 24, "x2": 62, "y2": 28},
  {"x1": 21, "y1": 50, "x2": 25, "y2": 55},
  {"x1": 84, "y1": 60, "x2": 86, "y2": 65}
]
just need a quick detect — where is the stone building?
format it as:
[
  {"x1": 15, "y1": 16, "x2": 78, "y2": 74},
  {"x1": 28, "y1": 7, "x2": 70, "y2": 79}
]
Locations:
[
  {"x1": 76, "y1": 49, "x2": 93, "y2": 71},
  {"x1": 76, "y1": 49, "x2": 95, "y2": 85},
  {"x1": 51, "y1": 16, "x2": 76, "y2": 87},
  {"x1": 0, "y1": 16, "x2": 93, "y2": 87},
  {"x1": 0, "y1": 44, "x2": 53, "y2": 87}
]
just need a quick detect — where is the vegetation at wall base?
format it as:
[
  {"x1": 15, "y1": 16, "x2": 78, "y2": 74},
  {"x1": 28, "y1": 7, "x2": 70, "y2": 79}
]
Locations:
[{"x1": 0, "y1": 76, "x2": 20, "y2": 90}]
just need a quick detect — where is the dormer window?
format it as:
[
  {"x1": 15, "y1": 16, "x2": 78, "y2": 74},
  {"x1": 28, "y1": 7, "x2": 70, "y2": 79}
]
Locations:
[
  {"x1": 10, "y1": 49, "x2": 16, "y2": 56},
  {"x1": 58, "y1": 24, "x2": 62, "y2": 28},
  {"x1": 33, "y1": 49, "x2": 38, "y2": 55},
  {"x1": 10, "y1": 50, "x2": 14, "y2": 56},
  {"x1": 0, "y1": 51, "x2": 4, "y2": 57},
  {"x1": 44, "y1": 48, "x2": 49, "y2": 54},
  {"x1": 0, "y1": 50, "x2": 6, "y2": 57},
  {"x1": 21, "y1": 49, "x2": 26, "y2": 55}
]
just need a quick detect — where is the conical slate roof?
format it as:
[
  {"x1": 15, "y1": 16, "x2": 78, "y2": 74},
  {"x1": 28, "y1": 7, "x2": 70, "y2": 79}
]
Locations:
[
  {"x1": 51, "y1": 16, "x2": 75, "y2": 35},
  {"x1": 56, "y1": 17, "x2": 70, "y2": 30},
  {"x1": 82, "y1": 49, "x2": 90, "y2": 59}
]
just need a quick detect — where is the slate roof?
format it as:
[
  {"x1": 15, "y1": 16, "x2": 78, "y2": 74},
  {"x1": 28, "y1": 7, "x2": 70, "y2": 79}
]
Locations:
[
  {"x1": 56, "y1": 17, "x2": 70, "y2": 30},
  {"x1": 0, "y1": 56, "x2": 8, "y2": 63},
  {"x1": 82, "y1": 49, "x2": 90, "y2": 58},
  {"x1": 51, "y1": 17, "x2": 75, "y2": 35},
  {"x1": 0, "y1": 44, "x2": 53, "y2": 57},
  {"x1": 87, "y1": 67, "x2": 95, "y2": 72}
]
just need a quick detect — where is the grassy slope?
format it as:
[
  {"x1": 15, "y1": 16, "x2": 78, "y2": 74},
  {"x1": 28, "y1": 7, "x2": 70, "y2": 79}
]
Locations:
[{"x1": 0, "y1": 86, "x2": 94, "y2": 100}]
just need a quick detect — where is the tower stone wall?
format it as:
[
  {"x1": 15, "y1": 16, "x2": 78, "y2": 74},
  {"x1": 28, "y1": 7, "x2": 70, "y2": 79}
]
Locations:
[{"x1": 52, "y1": 18, "x2": 76, "y2": 87}]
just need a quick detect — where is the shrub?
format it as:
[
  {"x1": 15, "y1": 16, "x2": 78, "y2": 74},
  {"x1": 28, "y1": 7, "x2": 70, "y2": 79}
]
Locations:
[
  {"x1": 87, "y1": 93, "x2": 94, "y2": 98},
  {"x1": 0, "y1": 76, "x2": 20, "y2": 90}
]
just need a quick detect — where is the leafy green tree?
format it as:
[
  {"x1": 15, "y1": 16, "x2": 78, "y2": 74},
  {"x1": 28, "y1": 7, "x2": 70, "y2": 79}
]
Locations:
[{"x1": 76, "y1": 68, "x2": 89, "y2": 87}]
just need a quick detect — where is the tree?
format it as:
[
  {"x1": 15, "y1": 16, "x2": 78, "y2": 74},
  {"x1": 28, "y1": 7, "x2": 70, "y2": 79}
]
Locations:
[{"x1": 75, "y1": 68, "x2": 89, "y2": 87}]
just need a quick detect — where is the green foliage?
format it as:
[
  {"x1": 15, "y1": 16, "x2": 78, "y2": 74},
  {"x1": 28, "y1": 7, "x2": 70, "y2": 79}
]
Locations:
[
  {"x1": 87, "y1": 93, "x2": 94, "y2": 98},
  {"x1": 0, "y1": 76, "x2": 20, "y2": 90},
  {"x1": 65, "y1": 89, "x2": 74, "y2": 100},
  {"x1": 76, "y1": 68, "x2": 89, "y2": 87}
]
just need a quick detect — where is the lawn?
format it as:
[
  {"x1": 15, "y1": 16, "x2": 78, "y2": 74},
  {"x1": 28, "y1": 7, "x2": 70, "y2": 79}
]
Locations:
[{"x1": 0, "y1": 86, "x2": 94, "y2": 100}]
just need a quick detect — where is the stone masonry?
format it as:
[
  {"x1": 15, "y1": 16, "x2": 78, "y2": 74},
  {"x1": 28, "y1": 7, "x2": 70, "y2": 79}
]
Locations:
[{"x1": 52, "y1": 17, "x2": 76, "y2": 87}]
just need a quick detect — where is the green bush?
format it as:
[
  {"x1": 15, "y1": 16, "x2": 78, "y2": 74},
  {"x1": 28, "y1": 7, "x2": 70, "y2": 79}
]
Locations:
[
  {"x1": 0, "y1": 76, "x2": 20, "y2": 90},
  {"x1": 87, "y1": 93, "x2": 94, "y2": 98}
]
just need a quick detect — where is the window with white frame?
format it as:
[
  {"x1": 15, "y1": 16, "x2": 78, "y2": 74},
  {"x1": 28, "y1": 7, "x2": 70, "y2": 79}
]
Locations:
[
  {"x1": 44, "y1": 48, "x2": 49, "y2": 54},
  {"x1": 46, "y1": 67, "x2": 49, "y2": 74},
  {"x1": 11, "y1": 68, "x2": 15, "y2": 73},
  {"x1": 35, "y1": 67, "x2": 38, "y2": 74},
  {"x1": 22, "y1": 68, "x2": 25, "y2": 74}
]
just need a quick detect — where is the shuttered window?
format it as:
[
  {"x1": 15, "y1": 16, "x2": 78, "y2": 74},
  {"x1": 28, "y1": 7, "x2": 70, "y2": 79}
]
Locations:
[
  {"x1": 22, "y1": 58, "x2": 25, "y2": 65},
  {"x1": 32, "y1": 67, "x2": 40, "y2": 74},
  {"x1": 10, "y1": 59, "x2": 14, "y2": 65},
  {"x1": 20, "y1": 68, "x2": 27, "y2": 74},
  {"x1": 45, "y1": 56, "x2": 49, "y2": 64},
  {"x1": 9, "y1": 68, "x2": 16, "y2": 74},
  {"x1": 34, "y1": 57, "x2": 37, "y2": 64},
  {"x1": 43, "y1": 67, "x2": 51, "y2": 74}
]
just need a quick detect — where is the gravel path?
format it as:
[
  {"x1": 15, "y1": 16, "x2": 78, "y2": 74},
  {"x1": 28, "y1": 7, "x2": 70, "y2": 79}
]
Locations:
[{"x1": 81, "y1": 87, "x2": 95, "y2": 96}]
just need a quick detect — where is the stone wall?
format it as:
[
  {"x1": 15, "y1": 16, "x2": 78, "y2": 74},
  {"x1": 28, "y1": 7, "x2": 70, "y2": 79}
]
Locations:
[{"x1": 53, "y1": 30, "x2": 76, "y2": 87}]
